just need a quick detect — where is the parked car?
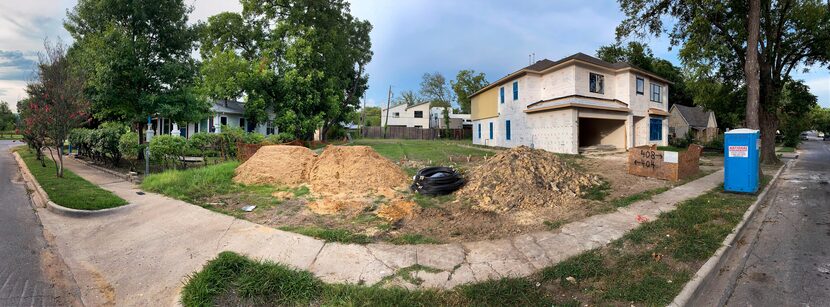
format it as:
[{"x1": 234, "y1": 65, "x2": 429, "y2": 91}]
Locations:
[{"x1": 800, "y1": 132, "x2": 808, "y2": 140}]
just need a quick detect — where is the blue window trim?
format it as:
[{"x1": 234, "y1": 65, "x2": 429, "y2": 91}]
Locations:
[
  {"x1": 649, "y1": 118, "x2": 663, "y2": 141},
  {"x1": 477, "y1": 123, "x2": 481, "y2": 139},
  {"x1": 505, "y1": 120, "x2": 511, "y2": 140},
  {"x1": 512, "y1": 81, "x2": 518, "y2": 100},
  {"x1": 489, "y1": 122, "x2": 493, "y2": 140},
  {"x1": 499, "y1": 87, "x2": 505, "y2": 104}
]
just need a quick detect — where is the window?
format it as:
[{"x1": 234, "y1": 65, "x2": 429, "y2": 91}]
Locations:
[
  {"x1": 194, "y1": 121, "x2": 199, "y2": 133},
  {"x1": 649, "y1": 118, "x2": 663, "y2": 141},
  {"x1": 414, "y1": 111, "x2": 423, "y2": 118},
  {"x1": 505, "y1": 120, "x2": 511, "y2": 140},
  {"x1": 499, "y1": 87, "x2": 505, "y2": 104},
  {"x1": 650, "y1": 84, "x2": 662, "y2": 102},
  {"x1": 589, "y1": 73, "x2": 604, "y2": 94},
  {"x1": 393, "y1": 112, "x2": 400, "y2": 118},
  {"x1": 414, "y1": 125, "x2": 423, "y2": 128},
  {"x1": 266, "y1": 121, "x2": 276, "y2": 135},
  {"x1": 220, "y1": 116, "x2": 228, "y2": 126},
  {"x1": 239, "y1": 117, "x2": 245, "y2": 128},
  {"x1": 489, "y1": 122, "x2": 493, "y2": 139},
  {"x1": 477, "y1": 123, "x2": 481, "y2": 139},
  {"x1": 636, "y1": 77, "x2": 644, "y2": 95},
  {"x1": 512, "y1": 81, "x2": 519, "y2": 100},
  {"x1": 209, "y1": 117, "x2": 215, "y2": 133}
]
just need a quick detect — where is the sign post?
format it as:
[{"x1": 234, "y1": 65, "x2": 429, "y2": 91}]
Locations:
[{"x1": 145, "y1": 116, "x2": 154, "y2": 176}]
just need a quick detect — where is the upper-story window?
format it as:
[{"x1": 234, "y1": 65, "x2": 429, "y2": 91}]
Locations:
[
  {"x1": 650, "y1": 83, "x2": 663, "y2": 103},
  {"x1": 636, "y1": 77, "x2": 645, "y2": 95},
  {"x1": 589, "y1": 73, "x2": 604, "y2": 94},
  {"x1": 512, "y1": 81, "x2": 519, "y2": 100},
  {"x1": 414, "y1": 111, "x2": 423, "y2": 118},
  {"x1": 393, "y1": 112, "x2": 400, "y2": 118},
  {"x1": 499, "y1": 87, "x2": 505, "y2": 104}
]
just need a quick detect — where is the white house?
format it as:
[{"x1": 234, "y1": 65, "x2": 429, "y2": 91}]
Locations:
[
  {"x1": 470, "y1": 52, "x2": 670, "y2": 154},
  {"x1": 150, "y1": 100, "x2": 277, "y2": 138},
  {"x1": 429, "y1": 107, "x2": 472, "y2": 129},
  {"x1": 380, "y1": 101, "x2": 431, "y2": 128}
]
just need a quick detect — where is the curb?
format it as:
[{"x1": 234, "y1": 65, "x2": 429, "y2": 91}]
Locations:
[
  {"x1": 669, "y1": 160, "x2": 791, "y2": 307},
  {"x1": 13, "y1": 151, "x2": 135, "y2": 218}
]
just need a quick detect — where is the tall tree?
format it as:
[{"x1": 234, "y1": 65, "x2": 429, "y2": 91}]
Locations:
[
  {"x1": 451, "y1": 70, "x2": 489, "y2": 114},
  {"x1": 0, "y1": 101, "x2": 15, "y2": 131},
  {"x1": 199, "y1": 0, "x2": 373, "y2": 141},
  {"x1": 778, "y1": 79, "x2": 818, "y2": 146},
  {"x1": 745, "y1": 0, "x2": 762, "y2": 129},
  {"x1": 395, "y1": 90, "x2": 423, "y2": 106},
  {"x1": 617, "y1": 0, "x2": 830, "y2": 164},
  {"x1": 596, "y1": 42, "x2": 694, "y2": 107},
  {"x1": 420, "y1": 72, "x2": 454, "y2": 108},
  {"x1": 65, "y1": 0, "x2": 209, "y2": 138}
]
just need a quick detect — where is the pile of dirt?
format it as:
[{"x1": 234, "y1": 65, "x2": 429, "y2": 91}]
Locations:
[
  {"x1": 233, "y1": 145, "x2": 316, "y2": 186},
  {"x1": 376, "y1": 201, "x2": 419, "y2": 222},
  {"x1": 458, "y1": 146, "x2": 603, "y2": 213},
  {"x1": 308, "y1": 145, "x2": 408, "y2": 195}
]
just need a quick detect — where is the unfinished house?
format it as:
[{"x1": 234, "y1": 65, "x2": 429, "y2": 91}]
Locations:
[{"x1": 470, "y1": 53, "x2": 670, "y2": 154}]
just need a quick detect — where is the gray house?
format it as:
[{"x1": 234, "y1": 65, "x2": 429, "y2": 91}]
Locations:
[
  {"x1": 150, "y1": 100, "x2": 277, "y2": 138},
  {"x1": 668, "y1": 104, "x2": 718, "y2": 142}
]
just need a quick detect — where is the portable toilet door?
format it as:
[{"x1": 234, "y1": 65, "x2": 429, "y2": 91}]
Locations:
[{"x1": 724, "y1": 129, "x2": 760, "y2": 193}]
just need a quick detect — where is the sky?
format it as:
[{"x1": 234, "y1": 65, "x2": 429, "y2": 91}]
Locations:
[{"x1": 0, "y1": 0, "x2": 827, "y2": 113}]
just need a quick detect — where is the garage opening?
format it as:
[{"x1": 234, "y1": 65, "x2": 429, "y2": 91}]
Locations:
[{"x1": 578, "y1": 118, "x2": 626, "y2": 152}]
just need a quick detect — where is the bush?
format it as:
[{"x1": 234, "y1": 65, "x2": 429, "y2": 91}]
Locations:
[
  {"x1": 264, "y1": 133, "x2": 295, "y2": 145},
  {"x1": 150, "y1": 135, "x2": 187, "y2": 168},
  {"x1": 118, "y1": 131, "x2": 142, "y2": 163},
  {"x1": 188, "y1": 132, "x2": 218, "y2": 157},
  {"x1": 92, "y1": 124, "x2": 127, "y2": 165},
  {"x1": 243, "y1": 132, "x2": 265, "y2": 144},
  {"x1": 69, "y1": 128, "x2": 93, "y2": 156},
  {"x1": 217, "y1": 125, "x2": 246, "y2": 159},
  {"x1": 706, "y1": 134, "x2": 724, "y2": 151}
]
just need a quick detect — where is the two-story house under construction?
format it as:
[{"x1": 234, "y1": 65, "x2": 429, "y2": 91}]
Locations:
[{"x1": 470, "y1": 53, "x2": 670, "y2": 154}]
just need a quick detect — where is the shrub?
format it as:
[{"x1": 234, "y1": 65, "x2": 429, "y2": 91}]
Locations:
[
  {"x1": 264, "y1": 133, "x2": 295, "y2": 145},
  {"x1": 118, "y1": 131, "x2": 142, "y2": 170},
  {"x1": 150, "y1": 135, "x2": 187, "y2": 169},
  {"x1": 243, "y1": 132, "x2": 265, "y2": 144},
  {"x1": 92, "y1": 123, "x2": 127, "y2": 165},
  {"x1": 188, "y1": 132, "x2": 217, "y2": 157},
  {"x1": 69, "y1": 128, "x2": 93, "y2": 156},
  {"x1": 217, "y1": 125, "x2": 246, "y2": 159},
  {"x1": 706, "y1": 134, "x2": 724, "y2": 151}
]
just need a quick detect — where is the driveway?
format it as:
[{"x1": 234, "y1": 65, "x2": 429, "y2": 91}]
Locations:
[
  {"x1": 0, "y1": 141, "x2": 80, "y2": 306},
  {"x1": 726, "y1": 137, "x2": 830, "y2": 306}
]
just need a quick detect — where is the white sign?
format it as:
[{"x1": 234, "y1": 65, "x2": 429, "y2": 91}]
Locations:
[
  {"x1": 728, "y1": 145, "x2": 749, "y2": 158},
  {"x1": 664, "y1": 151, "x2": 678, "y2": 163}
]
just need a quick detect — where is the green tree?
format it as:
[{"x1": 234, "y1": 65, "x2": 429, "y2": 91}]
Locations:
[
  {"x1": 361, "y1": 106, "x2": 381, "y2": 126},
  {"x1": 65, "y1": 0, "x2": 210, "y2": 137},
  {"x1": 812, "y1": 108, "x2": 830, "y2": 135},
  {"x1": 596, "y1": 42, "x2": 693, "y2": 107},
  {"x1": 451, "y1": 70, "x2": 489, "y2": 114},
  {"x1": 420, "y1": 72, "x2": 454, "y2": 108},
  {"x1": 616, "y1": 0, "x2": 830, "y2": 164},
  {"x1": 0, "y1": 101, "x2": 15, "y2": 131},
  {"x1": 199, "y1": 0, "x2": 373, "y2": 141},
  {"x1": 396, "y1": 90, "x2": 423, "y2": 107},
  {"x1": 778, "y1": 80, "x2": 818, "y2": 146}
]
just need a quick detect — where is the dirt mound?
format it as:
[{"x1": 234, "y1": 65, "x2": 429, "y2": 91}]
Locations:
[
  {"x1": 233, "y1": 145, "x2": 316, "y2": 186},
  {"x1": 309, "y1": 145, "x2": 408, "y2": 195},
  {"x1": 377, "y1": 201, "x2": 419, "y2": 222},
  {"x1": 458, "y1": 146, "x2": 602, "y2": 212}
]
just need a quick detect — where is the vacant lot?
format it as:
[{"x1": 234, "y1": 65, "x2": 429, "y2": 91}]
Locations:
[{"x1": 143, "y1": 140, "x2": 721, "y2": 244}]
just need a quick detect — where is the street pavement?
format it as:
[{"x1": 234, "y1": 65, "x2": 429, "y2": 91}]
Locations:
[
  {"x1": 0, "y1": 140, "x2": 78, "y2": 306},
  {"x1": 727, "y1": 135, "x2": 830, "y2": 306}
]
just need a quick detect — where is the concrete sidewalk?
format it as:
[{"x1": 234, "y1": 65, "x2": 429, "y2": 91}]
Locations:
[{"x1": 34, "y1": 156, "x2": 724, "y2": 306}]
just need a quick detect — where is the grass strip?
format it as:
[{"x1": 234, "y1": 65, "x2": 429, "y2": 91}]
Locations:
[
  {"x1": 17, "y1": 149, "x2": 127, "y2": 210},
  {"x1": 183, "y1": 174, "x2": 772, "y2": 306},
  {"x1": 278, "y1": 226, "x2": 372, "y2": 244}
]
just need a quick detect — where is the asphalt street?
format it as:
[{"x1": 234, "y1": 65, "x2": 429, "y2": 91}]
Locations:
[
  {"x1": 0, "y1": 140, "x2": 69, "y2": 306},
  {"x1": 727, "y1": 135, "x2": 830, "y2": 306}
]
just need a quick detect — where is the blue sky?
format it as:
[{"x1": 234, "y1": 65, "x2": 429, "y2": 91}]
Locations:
[{"x1": 0, "y1": 0, "x2": 827, "y2": 112}]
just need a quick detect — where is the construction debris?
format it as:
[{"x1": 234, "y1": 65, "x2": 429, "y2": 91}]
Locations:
[
  {"x1": 458, "y1": 146, "x2": 603, "y2": 213},
  {"x1": 240, "y1": 205, "x2": 256, "y2": 212}
]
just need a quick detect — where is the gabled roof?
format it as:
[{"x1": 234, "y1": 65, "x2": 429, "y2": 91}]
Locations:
[
  {"x1": 471, "y1": 52, "x2": 672, "y2": 98},
  {"x1": 212, "y1": 100, "x2": 245, "y2": 114},
  {"x1": 672, "y1": 104, "x2": 715, "y2": 128}
]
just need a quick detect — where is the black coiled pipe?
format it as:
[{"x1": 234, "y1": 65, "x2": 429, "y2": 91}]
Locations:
[{"x1": 410, "y1": 166, "x2": 465, "y2": 195}]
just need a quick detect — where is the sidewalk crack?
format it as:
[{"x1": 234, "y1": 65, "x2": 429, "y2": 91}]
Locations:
[{"x1": 214, "y1": 219, "x2": 236, "y2": 253}]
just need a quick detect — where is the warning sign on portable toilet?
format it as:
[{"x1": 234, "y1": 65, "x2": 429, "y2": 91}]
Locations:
[{"x1": 727, "y1": 145, "x2": 749, "y2": 158}]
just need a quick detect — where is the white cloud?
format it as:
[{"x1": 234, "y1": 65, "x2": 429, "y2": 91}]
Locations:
[
  {"x1": 805, "y1": 75, "x2": 830, "y2": 108},
  {"x1": 0, "y1": 80, "x2": 29, "y2": 112}
]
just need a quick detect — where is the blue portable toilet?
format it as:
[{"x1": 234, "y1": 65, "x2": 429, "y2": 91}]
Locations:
[{"x1": 724, "y1": 129, "x2": 760, "y2": 193}]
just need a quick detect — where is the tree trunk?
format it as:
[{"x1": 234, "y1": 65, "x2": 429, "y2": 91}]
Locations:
[
  {"x1": 744, "y1": 0, "x2": 761, "y2": 129},
  {"x1": 759, "y1": 109, "x2": 780, "y2": 164},
  {"x1": 56, "y1": 145, "x2": 64, "y2": 178}
]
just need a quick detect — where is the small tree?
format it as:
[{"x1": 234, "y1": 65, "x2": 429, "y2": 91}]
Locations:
[
  {"x1": 16, "y1": 98, "x2": 49, "y2": 166},
  {"x1": 27, "y1": 41, "x2": 90, "y2": 177}
]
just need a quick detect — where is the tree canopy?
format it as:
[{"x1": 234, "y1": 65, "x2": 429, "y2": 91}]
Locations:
[
  {"x1": 199, "y1": 0, "x2": 373, "y2": 141},
  {"x1": 65, "y1": 0, "x2": 210, "y2": 126},
  {"x1": 451, "y1": 70, "x2": 489, "y2": 114},
  {"x1": 0, "y1": 101, "x2": 15, "y2": 131},
  {"x1": 419, "y1": 72, "x2": 455, "y2": 109}
]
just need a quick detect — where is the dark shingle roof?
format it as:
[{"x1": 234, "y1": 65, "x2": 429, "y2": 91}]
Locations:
[
  {"x1": 674, "y1": 104, "x2": 714, "y2": 128},
  {"x1": 212, "y1": 100, "x2": 245, "y2": 114}
]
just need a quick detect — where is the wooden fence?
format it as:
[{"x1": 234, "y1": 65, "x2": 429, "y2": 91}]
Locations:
[{"x1": 361, "y1": 126, "x2": 472, "y2": 140}]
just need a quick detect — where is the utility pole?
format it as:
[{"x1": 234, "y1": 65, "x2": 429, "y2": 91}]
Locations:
[{"x1": 383, "y1": 85, "x2": 392, "y2": 138}]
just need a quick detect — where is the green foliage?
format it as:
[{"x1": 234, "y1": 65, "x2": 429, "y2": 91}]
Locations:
[
  {"x1": 278, "y1": 226, "x2": 371, "y2": 244},
  {"x1": 216, "y1": 125, "x2": 245, "y2": 159},
  {"x1": 360, "y1": 106, "x2": 382, "y2": 126},
  {"x1": 187, "y1": 132, "x2": 218, "y2": 158},
  {"x1": 0, "y1": 101, "x2": 15, "y2": 131},
  {"x1": 451, "y1": 70, "x2": 489, "y2": 114},
  {"x1": 420, "y1": 72, "x2": 454, "y2": 108},
  {"x1": 92, "y1": 123, "x2": 127, "y2": 165},
  {"x1": 150, "y1": 135, "x2": 187, "y2": 168},
  {"x1": 596, "y1": 42, "x2": 693, "y2": 107},
  {"x1": 582, "y1": 179, "x2": 611, "y2": 201},
  {"x1": 263, "y1": 133, "x2": 295, "y2": 144},
  {"x1": 778, "y1": 80, "x2": 818, "y2": 147},
  {"x1": 813, "y1": 108, "x2": 830, "y2": 134},
  {"x1": 17, "y1": 149, "x2": 127, "y2": 210},
  {"x1": 118, "y1": 131, "x2": 141, "y2": 161},
  {"x1": 65, "y1": 0, "x2": 209, "y2": 124}
]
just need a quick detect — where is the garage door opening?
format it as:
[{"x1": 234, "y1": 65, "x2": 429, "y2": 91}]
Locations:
[{"x1": 578, "y1": 118, "x2": 626, "y2": 153}]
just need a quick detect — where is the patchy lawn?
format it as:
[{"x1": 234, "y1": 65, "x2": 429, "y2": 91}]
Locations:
[
  {"x1": 181, "y1": 172, "x2": 775, "y2": 306},
  {"x1": 349, "y1": 139, "x2": 496, "y2": 170},
  {"x1": 17, "y1": 149, "x2": 128, "y2": 210}
]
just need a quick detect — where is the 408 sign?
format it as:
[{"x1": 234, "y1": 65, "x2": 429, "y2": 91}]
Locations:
[{"x1": 632, "y1": 149, "x2": 664, "y2": 169}]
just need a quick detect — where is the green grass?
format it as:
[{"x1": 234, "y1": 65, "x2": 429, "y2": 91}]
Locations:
[
  {"x1": 278, "y1": 226, "x2": 371, "y2": 244},
  {"x1": 656, "y1": 145, "x2": 685, "y2": 152},
  {"x1": 182, "y1": 177, "x2": 772, "y2": 306},
  {"x1": 17, "y1": 149, "x2": 127, "y2": 210},
  {"x1": 582, "y1": 179, "x2": 611, "y2": 200},
  {"x1": 608, "y1": 186, "x2": 671, "y2": 208},
  {"x1": 0, "y1": 134, "x2": 22, "y2": 140},
  {"x1": 775, "y1": 146, "x2": 796, "y2": 153},
  {"x1": 389, "y1": 233, "x2": 441, "y2": 245},
  {"x1": 543, "y1": 220, "x2": 566, "y2": 230},
  {"x1": 350, "y1": 139, "x2": 494, "y2": 165},
  {"x1": 141, "y1": 162, "x2": 283, "y2": 213}
]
